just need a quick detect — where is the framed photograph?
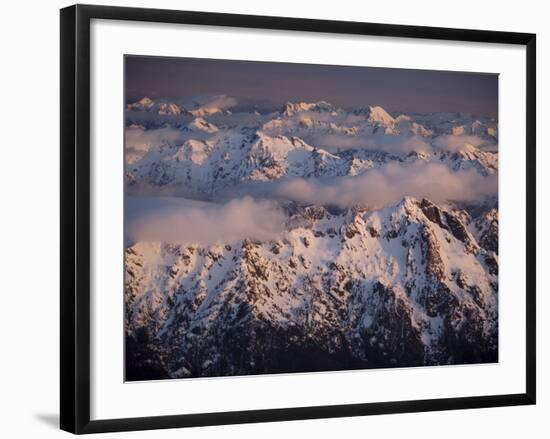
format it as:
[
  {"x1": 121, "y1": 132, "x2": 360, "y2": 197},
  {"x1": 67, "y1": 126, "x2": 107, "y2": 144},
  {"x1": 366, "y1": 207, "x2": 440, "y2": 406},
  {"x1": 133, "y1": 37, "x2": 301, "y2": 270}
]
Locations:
[{"x1": 60, "y1": 4, "x2": 536, "y2": 434}]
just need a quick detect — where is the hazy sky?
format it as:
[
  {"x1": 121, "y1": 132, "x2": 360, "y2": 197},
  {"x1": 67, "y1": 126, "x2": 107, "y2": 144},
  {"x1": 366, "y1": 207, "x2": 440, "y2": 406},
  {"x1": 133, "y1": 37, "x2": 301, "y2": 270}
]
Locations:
[{"x1": 125, "y1": 55, "x2": 498, "y2": 118}]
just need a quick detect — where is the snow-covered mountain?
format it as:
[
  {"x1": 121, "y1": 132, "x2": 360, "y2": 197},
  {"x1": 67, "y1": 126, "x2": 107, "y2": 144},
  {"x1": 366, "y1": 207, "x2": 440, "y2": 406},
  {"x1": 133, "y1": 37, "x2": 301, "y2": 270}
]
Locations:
[
  {"x1": 124, "y1": 96, "x2": 498, "y2": 380},
  {"x1": 125, "y1": 99, "x2": 497, "y2": 195},
  {"x1": 125, "y1": 95, "x2": 239, "y2": 124}
]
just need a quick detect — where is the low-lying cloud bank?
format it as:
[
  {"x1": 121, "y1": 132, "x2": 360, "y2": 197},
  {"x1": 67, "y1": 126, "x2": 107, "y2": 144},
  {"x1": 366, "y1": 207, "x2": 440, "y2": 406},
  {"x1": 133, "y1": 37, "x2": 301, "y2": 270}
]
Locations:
[
  {"x1": 307, "y1": 133, "x2": 432, "y2": 155},
  {"x1": 126, "y1": 196, "x2": 285, "y2": 245},
  {"x1": 264, "y1": 124, "x2": 495, "y2": 156},
  {"x1": 125, "y1": 126, "x2": 185, "y2": 164},
  {"x1": 224, "y1": 162, "x2": 497, "y2": 208},
  {"x1": 125, "y1": 124, "x2": 218, "y2": 164},
  {"x1": 432, "y1": 134, "x2": 496, "y2": 152},
  {"x1": 127, "y1": 162, "x2": 497, "y2": 245},
  {"x1": 307, "y1": 132, "x2": 497, "y2": 155},
  {"x1": 192, "y1": 94, "x2": 238, "y2": 113},
  {"x1": 126, "y1": 126, "x2": 185, "y2": 147}
]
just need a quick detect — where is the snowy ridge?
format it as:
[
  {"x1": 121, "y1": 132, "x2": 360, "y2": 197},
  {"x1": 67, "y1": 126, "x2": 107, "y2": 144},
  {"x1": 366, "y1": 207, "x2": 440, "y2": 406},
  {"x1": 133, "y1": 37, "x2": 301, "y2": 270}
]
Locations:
[{"x1": 125, "y1": 197, "x2": 498, "y2": 379}]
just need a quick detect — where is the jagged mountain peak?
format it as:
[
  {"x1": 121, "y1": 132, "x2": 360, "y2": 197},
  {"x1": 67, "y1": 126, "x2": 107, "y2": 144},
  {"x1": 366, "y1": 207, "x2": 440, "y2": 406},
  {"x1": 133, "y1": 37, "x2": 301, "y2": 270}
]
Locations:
[
  {"x1": 367, "y1": 106, "x2": 395, "y2": 126},
  {"x1": 137, "y1": 96, "x2": 154, "y2": 106},
  {"x1": 188, "y1": 117, "x2": 219, "y2": 133},
  {"x1": 127, "y1": 97, "x2": 184, "y2": 116},
  {"x1": 282, "y1": 101, "x2": 336, "y2": 116},
  {"x1": 352, "y1": 104, "x2": 393, "y2": 122},
  {"x1": 251, "y1": 132, "x2": 312, "y2": 158},
  {"x1": 127, "y1": 96, "x2": 155, "y2": 110},
  {"x1": 158, "y1": 102, "x2": 182, "y2": 116}
]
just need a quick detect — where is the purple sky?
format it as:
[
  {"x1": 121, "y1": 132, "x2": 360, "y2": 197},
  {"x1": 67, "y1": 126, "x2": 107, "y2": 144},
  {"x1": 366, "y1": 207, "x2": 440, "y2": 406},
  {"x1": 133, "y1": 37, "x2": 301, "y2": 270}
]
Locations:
[{"x1": 125, "y1": 55, "x2": 498, "y2": 118}]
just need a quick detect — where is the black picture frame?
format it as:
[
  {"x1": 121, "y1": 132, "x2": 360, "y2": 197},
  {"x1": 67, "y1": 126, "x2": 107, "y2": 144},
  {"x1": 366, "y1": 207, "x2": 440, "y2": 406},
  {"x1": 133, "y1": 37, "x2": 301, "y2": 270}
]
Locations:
[{"x1": 60, "y1": 4, "x2": 536, "y2": 434}]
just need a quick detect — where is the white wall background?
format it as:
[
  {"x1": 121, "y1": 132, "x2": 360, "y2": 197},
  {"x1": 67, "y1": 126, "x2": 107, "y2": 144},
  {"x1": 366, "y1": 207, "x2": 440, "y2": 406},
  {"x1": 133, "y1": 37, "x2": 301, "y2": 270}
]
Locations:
[{"x1": 0, "y1": 0, "x2": 546, "y2": 437}]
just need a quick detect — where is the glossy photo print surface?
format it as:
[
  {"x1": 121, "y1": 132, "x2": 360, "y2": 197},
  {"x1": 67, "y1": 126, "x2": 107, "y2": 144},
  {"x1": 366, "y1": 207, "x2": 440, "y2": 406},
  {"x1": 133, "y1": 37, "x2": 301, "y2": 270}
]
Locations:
[{"x1": 124, "y1": 56, "x2": 499, "y2": 381}]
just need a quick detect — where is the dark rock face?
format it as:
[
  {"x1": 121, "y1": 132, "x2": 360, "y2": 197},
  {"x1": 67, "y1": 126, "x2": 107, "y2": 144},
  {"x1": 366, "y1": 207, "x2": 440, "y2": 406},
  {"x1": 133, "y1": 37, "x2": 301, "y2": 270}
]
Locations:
[
  {"x1": 126, "y1": 328, "x2": 170, "y2": 381},
  {"x1": 479, "y1": 217, "x2": 498, "y2": 253},
  {"x1": 350, "y1": 282, "x2": 425, "y2": 367},
  {"x1": 444, "y1": 212, "x2": 471, "y2": 246},
  {"x1": 419, "y1": 198, "x2": 445, "y2": 226},
  {"x1": 419, "y1": 198, "x2": 476, "y2": 253},
  {"x1": 420, "y1": 225, "x2": 445, "y2": 281},
  {"x1": 484, "y1": 254, "x2": 499, "y2": 276}
]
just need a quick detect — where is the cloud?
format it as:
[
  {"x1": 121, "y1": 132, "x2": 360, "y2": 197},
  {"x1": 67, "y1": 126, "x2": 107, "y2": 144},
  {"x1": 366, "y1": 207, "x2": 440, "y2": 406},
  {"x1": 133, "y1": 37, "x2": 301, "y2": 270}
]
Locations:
[
  {"x1": 185, "y1": 94, "x2": 238, "y2": 114},
  {"x1": 201, "y1": 95, "x2": 238, "y2": 111},
  {"x1": 261, "y1": 113, "x2": 432, "y2": 155},
  {"x1": 308, "y1": 133, "x2": 432, "y2": 154},
  {"x1": 126, "y1": 126, "x2": 183, "y2": 145},
  {"x1": 433, "y1": 134, "x2": 489, "y2": 152},
  {"x1": 125, "y1": 124, "x2": 219, "y2": 165},
  {"x1": 125, "y1": 126, "x2": 185, "y2": 164},
  {"x1": 226, "y1": 162, "x2": 497, "y2": 208},
  {"x1": 126, "y1": 109, "x2": 193, "y2": 129},
  {"x1": 292, "y1": 109, "x2": 369, "y2": 126},
  {"x1": 126, "y1": 196, "x2": 285, "y2": 245}
]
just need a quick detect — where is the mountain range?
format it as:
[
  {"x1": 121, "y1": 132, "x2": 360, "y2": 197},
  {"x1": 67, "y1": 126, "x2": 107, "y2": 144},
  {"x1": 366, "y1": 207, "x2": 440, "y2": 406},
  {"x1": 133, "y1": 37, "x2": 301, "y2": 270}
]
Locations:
[{"x1": 124, "y1": 95, "x2": 498, "y2": 380}]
